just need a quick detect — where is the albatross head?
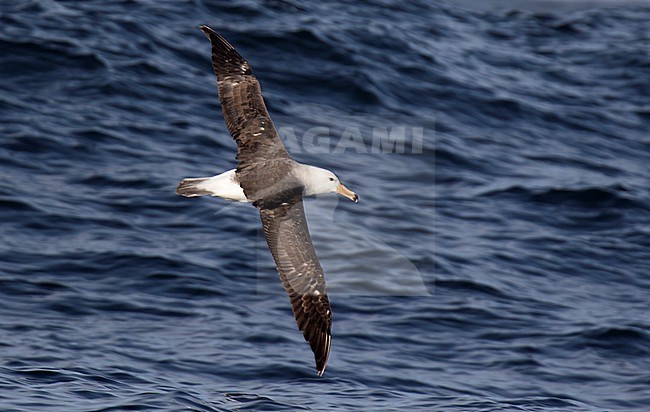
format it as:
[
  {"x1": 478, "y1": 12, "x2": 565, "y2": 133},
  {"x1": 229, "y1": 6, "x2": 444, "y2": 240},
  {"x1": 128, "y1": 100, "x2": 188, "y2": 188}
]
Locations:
[{"x1": 302, "y1": 166, "x2": 358, "y2": 202}]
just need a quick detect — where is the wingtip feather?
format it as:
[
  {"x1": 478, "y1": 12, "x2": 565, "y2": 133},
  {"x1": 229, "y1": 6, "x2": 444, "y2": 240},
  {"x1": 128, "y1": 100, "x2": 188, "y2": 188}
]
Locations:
[
  {"x1": 198, "y1": 24, "x2": 215, "y2": 39},
  {"x1": 197, "y1": 25, "x2": 251, "y2": 77},
  {"x1": 314, "y1": 332, "x2": 331, "y2": 376},
  {"x1": 198, "y1": 25, "x2": 234, "y2": 50}
]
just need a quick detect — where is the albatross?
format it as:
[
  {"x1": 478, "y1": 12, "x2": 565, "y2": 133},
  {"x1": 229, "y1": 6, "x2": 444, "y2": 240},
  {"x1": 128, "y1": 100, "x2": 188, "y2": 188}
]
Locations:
[{"x1": 176, "y1": 25, "x2": 358, "y2": 376}]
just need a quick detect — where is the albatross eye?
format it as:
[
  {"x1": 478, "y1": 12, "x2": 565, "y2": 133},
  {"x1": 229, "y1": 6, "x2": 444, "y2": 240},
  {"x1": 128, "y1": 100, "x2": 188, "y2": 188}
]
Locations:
[{"x1": 329, "y1": 177, "x2": 335, "y2": 182}]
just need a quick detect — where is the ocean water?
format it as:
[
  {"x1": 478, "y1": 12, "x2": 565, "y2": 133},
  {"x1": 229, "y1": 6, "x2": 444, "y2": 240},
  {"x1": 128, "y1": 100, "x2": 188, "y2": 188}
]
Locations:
[{"x1": 1, "y1": 0, "x2": 649, "y2": 411}]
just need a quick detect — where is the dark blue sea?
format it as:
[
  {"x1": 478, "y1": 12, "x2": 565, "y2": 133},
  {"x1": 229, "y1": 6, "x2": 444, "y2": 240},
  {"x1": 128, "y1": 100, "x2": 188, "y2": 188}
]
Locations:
[{"x1": 1, "y1": 0, "x2": 649, "y2": 410}]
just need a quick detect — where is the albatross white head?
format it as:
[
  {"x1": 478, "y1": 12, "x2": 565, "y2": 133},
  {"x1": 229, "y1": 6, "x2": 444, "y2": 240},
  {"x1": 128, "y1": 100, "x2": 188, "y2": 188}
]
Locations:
[{"x1": 301, "y1": 165, "x2": 359, "y2": 202}]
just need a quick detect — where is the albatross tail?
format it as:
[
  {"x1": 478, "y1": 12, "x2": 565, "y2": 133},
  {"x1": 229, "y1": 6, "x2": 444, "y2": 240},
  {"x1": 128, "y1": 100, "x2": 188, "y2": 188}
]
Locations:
[
  {"x1": 176, "y1": 169, "x2": 248, "y2": 201},
  {"x1": 176, "y1": 177, "x2": 213, "y2": 197}
]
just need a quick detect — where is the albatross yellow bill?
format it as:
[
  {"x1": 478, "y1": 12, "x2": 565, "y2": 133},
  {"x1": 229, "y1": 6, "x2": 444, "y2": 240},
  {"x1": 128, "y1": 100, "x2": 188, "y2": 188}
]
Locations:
[{"x1": 337, "y1": 183, "x2": 359, "y2": 203}]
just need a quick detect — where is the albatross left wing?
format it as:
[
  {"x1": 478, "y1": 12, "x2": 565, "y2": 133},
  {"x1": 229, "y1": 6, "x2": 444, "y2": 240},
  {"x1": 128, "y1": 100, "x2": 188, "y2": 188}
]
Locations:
[
  {"x1": 199, "y1": 25, "x2": 292, "y2": 203},
  {"x1": 259, "y1": 190, "x2": 332, "y2": 376}
]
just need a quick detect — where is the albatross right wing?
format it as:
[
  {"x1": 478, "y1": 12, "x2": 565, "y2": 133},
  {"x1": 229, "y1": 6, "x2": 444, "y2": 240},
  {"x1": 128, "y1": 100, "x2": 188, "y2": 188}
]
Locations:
[{"x1": 259, "y1": 189, "x2": 333, "y2": 376}]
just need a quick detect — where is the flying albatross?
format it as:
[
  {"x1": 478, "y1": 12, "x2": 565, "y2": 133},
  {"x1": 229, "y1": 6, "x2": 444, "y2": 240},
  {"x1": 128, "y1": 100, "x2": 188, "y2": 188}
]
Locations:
[{"x1": 176, "y1": 25, "x2": 358, "y2": 376}]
